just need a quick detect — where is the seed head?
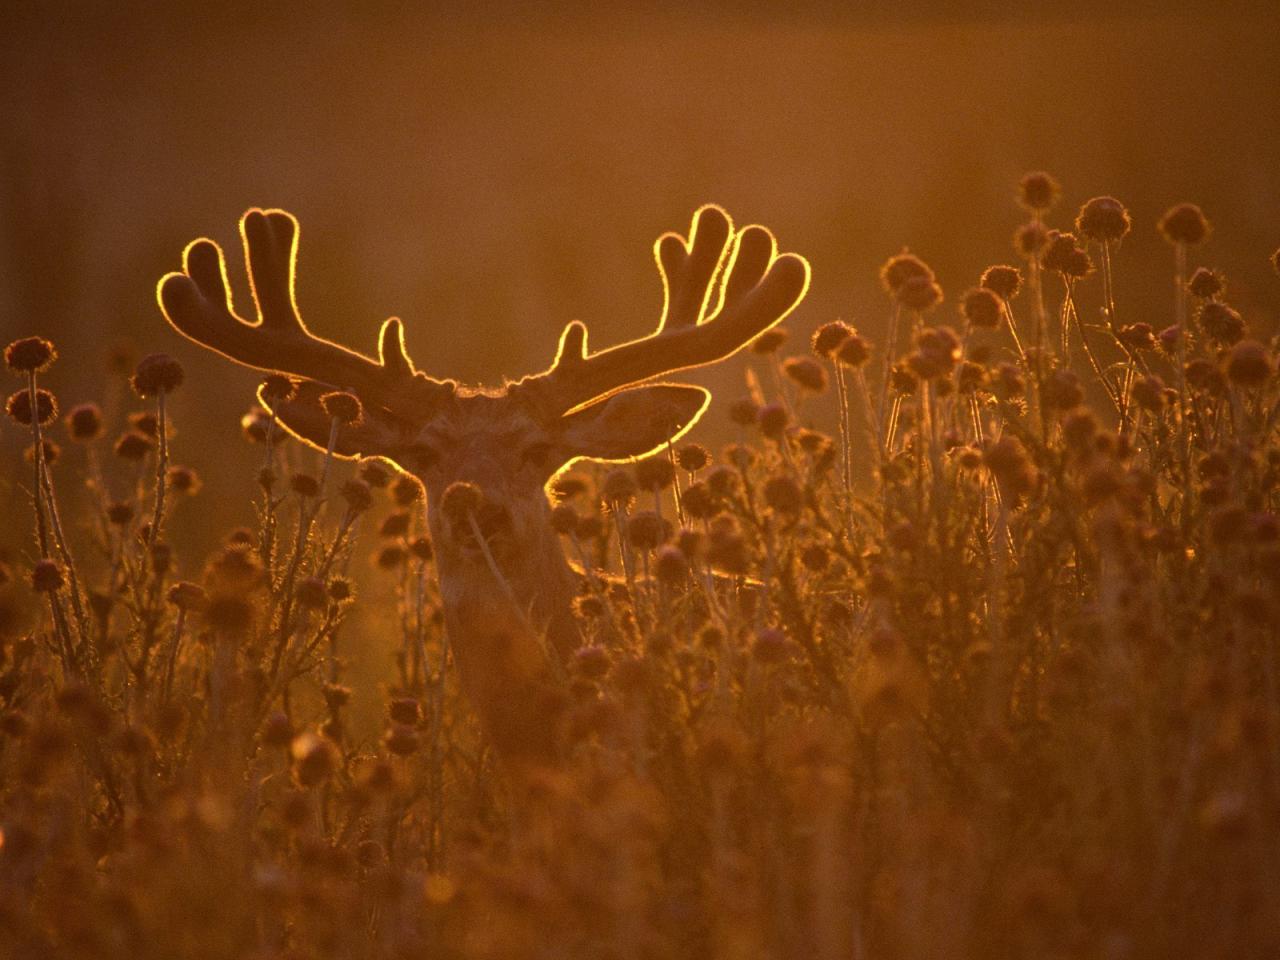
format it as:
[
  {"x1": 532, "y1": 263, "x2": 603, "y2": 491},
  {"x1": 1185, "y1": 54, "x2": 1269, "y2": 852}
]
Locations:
[
  {"x1": 131, "y1": 353, "x2": 185, "y2": 398},
  {"x1": 1116, "y1": 323, "x2": 1156, "y2": 352},
  {"x1": 879, "y1": 252, "x2": 934, "y2": 295},
  {"x1": 1131, "y1": 375, "x2": 1167, "y2": 413},
  {"x1": 241, "y1": 408, "x2": 273, "y2": 444},
  {"x1": 1199, "y1": 301, "x2": 1245, "y2": 346},
  {"x1": 782, "y1": 356, "x2": 828, "y2": 392},
  {"x1": 811, "y1": 321, "x2": 854, "y2": 357},
  {"x1": 1014, "y1": 222, "x2": 1049, "y2": 259},
  {"x1": 376, "y1": 544, "x2": 406, "y2": 569},
  {"x1": 895, "y1": 274, "x2": 943, "y2": 313},
  {"x1": 980, "y1": 264, "x2": 1022, "y2": 300},
  {"x1": 1075, "y1": 196, "x2": 1131, "y2": 242},
  {"x1": 166, "y1": 581, "x2": 208, "y2": 612},
  {"x1": 114, "y1": 431, "x2": 154, "y2": 461},
  {"x1": 1225, "y1": 340, "x2": 1273, "y2": 388},
  {"x1": 1018, "y1": 171, "x2": 1060, "y2": 212},
  {"x1": 763, "y1": 475, "x2": 804, "y2": 515},
  {"x1": 1158, "y1": 204, "x2": 1210, "y2": 245},
  {"x1": 328, "y1": 577, "x2": 353, "y2": 601},
  {"x1": 962, "y1": 287, "x2": 1003, "y2": 329},
  {"x1": 1187, "y1": 267, "x2": 1224, "y2": 299},
  {"x1": 65, "y1": 403, "x2": 103, "y2": 441},
  {"x1": 835, "y1": 333, "x2": 871, "y2": 368},
  {"x1": 6, "y1": 388, "x2": 57, "y2": 426},
  {"x1": 340, "y1": 479, "x2": 373, "y2": 514},
  {"x1": 295, "y1": 577, "x2": 328, "y2": 609},
  {"x1": 392, "y1": 475, "x2": 422, "y2": 506},
  {"x1": 626, "y1": 510, "x2": 669, "y2": 550},
  {"x1": 260, "y1": 374, "x2": 295, "y2": 403},
  {"x1": 550, "y1": 503, "x2": 580, "y2": 535},
  {"x1": 320, "y1": 391, "x2": 362, "y2": 424},
  {"x1": 757, "y1": 402, "x2": 789, "y2": 439},
  {"x1": 749, "y1": 328, "x2": 788, "y2": 355},
  {"x1": 439, "y1": 483, "x2": 482, "y2": 527},
  {"x1": 168, "y1": 465, "x2": 201, "y2": 495},
  {"x1": 654, "y1": 545, "x2": 689, "y2": 583},
  {"x1": 31, "y1": 559, "x2": 64, "y2": 593},
  {"x1": 635, "y1": 457, "x2": 675, "y2": 490},
  {"x1": 409, "y1": 537, "x2": 433, "y2": 561},
  {"x1": 379, "y1": 511, "x2": 411, "y2": 538},
  {"x1": 5, "y1": 337, "x2": 56, "y2": 374},
  {"x1": 360, "y1": 459, "x2": 392, "y2": 488},
  {"x1": 676, "y1": 443, "x2": 710, "y2": 472},
  {"x1": 1042, "y1": 231, "x2": 1093, "y2": 278},
  {"x1": 601, "y1": 468, "x2": 638, "y2": 505},
  {"x1": 107, "y1": 502, "x2": 135, "y2": 526},
  {"x1": 290, "y1": 473, "x2": 320, "y2": 498},
  {"x1": 752, "y1": 627, "x2": 789, "y2": 665}
]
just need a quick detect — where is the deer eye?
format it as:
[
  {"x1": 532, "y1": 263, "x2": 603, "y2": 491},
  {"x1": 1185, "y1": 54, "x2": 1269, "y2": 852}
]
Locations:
[{"x1": 521, "y1": 442, "x2": 554, "y2": 469}]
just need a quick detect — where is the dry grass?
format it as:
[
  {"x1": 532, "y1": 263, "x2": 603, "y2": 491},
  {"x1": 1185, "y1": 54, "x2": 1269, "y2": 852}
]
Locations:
[{"x1": 1, "y1": 178, "x2": 1278, "y2": 959}]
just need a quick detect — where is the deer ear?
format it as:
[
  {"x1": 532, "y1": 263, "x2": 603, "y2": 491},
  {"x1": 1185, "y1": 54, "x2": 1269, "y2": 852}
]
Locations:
[
  {"x1": 558, "y1": 384, "x2": 709, "y2": 462},
  {"x1": 261, "y1": 380, "x2": 400, "y2": 460}
]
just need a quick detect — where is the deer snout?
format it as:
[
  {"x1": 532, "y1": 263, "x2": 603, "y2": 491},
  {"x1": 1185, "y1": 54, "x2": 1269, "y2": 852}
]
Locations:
[{"x1": 439, "y1": 482, "x2": 514, "y2": 551}]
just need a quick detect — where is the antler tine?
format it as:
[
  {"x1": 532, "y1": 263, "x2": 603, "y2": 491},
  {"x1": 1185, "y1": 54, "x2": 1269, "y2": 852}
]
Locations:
[
  {"x1": 526, "y1": 206, "x2": 810, "y2": 415},
  {"x1": 158, "y1": 209, "x2": 451, "y2": 416}
]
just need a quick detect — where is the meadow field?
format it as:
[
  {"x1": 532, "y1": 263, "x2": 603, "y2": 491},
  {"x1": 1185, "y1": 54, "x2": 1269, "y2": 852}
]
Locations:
[{"x1": 1, "y1": 173, "x2": 1278, "y2": 959}]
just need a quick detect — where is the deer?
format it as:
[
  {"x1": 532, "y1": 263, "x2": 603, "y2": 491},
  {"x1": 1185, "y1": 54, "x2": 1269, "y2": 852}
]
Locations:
[{"x1": 157, "y1": 204, "x2": 809, "y2": 772}]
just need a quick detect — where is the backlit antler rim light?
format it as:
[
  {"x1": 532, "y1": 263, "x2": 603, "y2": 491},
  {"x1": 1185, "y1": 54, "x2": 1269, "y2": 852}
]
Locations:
[
  {"x1": 156, "y1": 208, "x2": 455, "y2": 422},
  {"x1": 516, "y1": 204, "x2": 811, "y2": 416}
]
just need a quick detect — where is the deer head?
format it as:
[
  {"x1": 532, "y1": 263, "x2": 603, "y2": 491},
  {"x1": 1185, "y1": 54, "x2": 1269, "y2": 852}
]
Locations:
[{"x1": 157, "y1": 205, "x2": 809, "y2": 763}]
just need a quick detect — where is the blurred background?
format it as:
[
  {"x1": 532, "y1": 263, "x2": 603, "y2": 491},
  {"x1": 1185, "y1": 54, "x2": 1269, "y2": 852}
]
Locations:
[{"x1": 3, "y1": 1, "x2": 1278, "y2": 547}]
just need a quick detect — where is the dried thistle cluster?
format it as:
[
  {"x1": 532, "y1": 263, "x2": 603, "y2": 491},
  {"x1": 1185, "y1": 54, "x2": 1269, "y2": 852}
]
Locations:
[{"x1": 1, "y1": 175, "x2": 1279, "y2": 959}]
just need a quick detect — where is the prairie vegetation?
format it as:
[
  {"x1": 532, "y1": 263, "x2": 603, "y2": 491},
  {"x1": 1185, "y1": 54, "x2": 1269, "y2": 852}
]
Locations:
[{"x1": 2, "y1": 176, "x2": 1279, "y2": 959}]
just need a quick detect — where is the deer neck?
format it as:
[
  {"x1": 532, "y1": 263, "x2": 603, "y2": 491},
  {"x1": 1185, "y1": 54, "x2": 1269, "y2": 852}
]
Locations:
[{"x1": 429, "y1": 502, "x2": 579, "y2": 763}]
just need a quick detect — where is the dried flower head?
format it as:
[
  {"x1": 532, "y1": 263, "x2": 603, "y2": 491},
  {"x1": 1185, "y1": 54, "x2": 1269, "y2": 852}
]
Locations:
[
  {"x1": 1131, "y1": 375, "x2": 1167, "y2": 413},
  {"x1": 6, "y1": 388, "x2": 57, "y2": 426},
  {"x1": 676, "y1": 443, "x2": 710, "y2": 472},
  {"x1": 392, "y1": 475, "x2": 422, "y2": 506},
  {"x1": 65, "y1": 403, "x2": 103, "y2": 441},
  {"x1": 879, "y1": 252, "x2": 934, "y2": 295},
  {"x1": 782, "y1": 356, "x2": 828, "y2": 392},
  {"x1": 260, "y1": 374, "x2": 295, "y2": 403},
  {"x1": 131, "y1": 353, "x2": 185, "y2": 397},
  {"x1": 635, "y1": 457, "x2": 675, "y2": 491},
  {"x1": 1225, "y1": 340, "x2": 1273, "y2": 388},
  {"x1": 601, "y1": 468, "x2": 638, "y2": 505},
  {"x1": 835, "y1": 333, "x2": 871, "y2": 368},
  {"x1": 440, "y1": 481, "x2": 483, "y2": 523},
  {"x1": 290, "y1": 473, "x2": 320, "y2": 498},
  {"x1": 1075, "y1": 196, "x2": 1131, "y2": 242},
  {"x1": 962, "y1": 287, "x2": 1003, "y2": 329},
  {"x1": 5, "y1": 337, "x2": 56, "y2": 374},
  {"x1": 1014, "y1": 222, "x2": 1049, "y2": 259},
  {"x1": 1158, "y1": 204, "x2": 1211, "y2": 245},
  {"x1": 241, "y1": 408, "x2": 274, "y2": 444},
  {"x1": 550, "y1": 503, "x2": 579, "y2": 535},
  {"x1": 1187, "y1": 267, "x2": 1224, "y2": 299},
  {"x1": 321, "y1": 391, "x2": 362, "y2": 424},
  {"x1": 166, "y1": 581, "x2": 208, "y2": 612},
  {"x1": 1199, "y1": 301, "x2": 1245, "y2": 346},
  {"x1": 330, "y1": 481, "x2": 368, "y2": 517},
  {"x1": 168, "y1": 465, "x2": 201, "y2": 495},
  {"x1": 895, "y1": 274, "x2": 943, "y2": 312},
  {"x1": 763, "y1": 475, "x2": 804, "y2": 515},
  {"x1": 1116, "y1": 323, "x2": 1156, "y2": 352},
  {"x1": 980, "y1": 264, "x2": 1021, "y2": 300},
  {"x1": 654, "y1": 545, "x2": 689, "y2": 583},
  {"x1": 1042, "y1": 231, "x2": 1094, "y2": 278},
  {"x1": 31, "y1": 559, "x2": 64, "y2": 593},
  {"x1": 749, "y1": 328, "x2": 788, "y2": 355},
  {"x1": 757, "y1": 402, "x2": 789, "y2": 439},
  {"x1": 1018, "y1": 171, "x2": 1060, "y2": 212},
  {"x1": 360, "y1": 459, "x2": 392, "y2": 488},
  {"x1": 811, "y1": 321, "x2": 854, "y2": 357},
  {"x1": 114, "y1": 431, "x2": 154, "y2": 461}
]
